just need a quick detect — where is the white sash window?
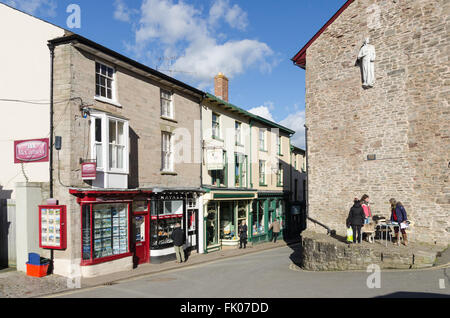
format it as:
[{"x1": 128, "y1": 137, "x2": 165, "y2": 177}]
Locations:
[{"x1": 161, "y1": 132, "x2": 174, "y2": 172}]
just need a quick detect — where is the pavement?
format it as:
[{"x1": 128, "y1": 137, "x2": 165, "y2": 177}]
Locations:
[
  {"x1": 46, "y1": 245, "x2": 450, "y2": 298},
  {"x1": 1, "y1": 238, "x2": 448, "y2": 298},
  {"x1": 0, "y1": 239, "x2": 294, "y2": 298}
]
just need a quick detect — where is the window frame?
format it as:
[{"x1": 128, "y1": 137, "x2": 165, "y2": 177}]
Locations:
[
  {"x1": 95, "y1": 61, "x2": 117, "y2": 103},
  {"x1": 259, "y1": 160, "x2": 266, "y2": 186},
  {"x1": 212, "y1": 112, "x2": 221, "y2": 139},
  {"x1": 235, "y1": 121, "x2": 242, "y2": 145},
  {"x1": 160, "y1": 89, "x2": 174, "y2": 119},
  {"x1": 80, "y1": 201, "x2": 132, "y2": 266},
  {"x1": 211, "y1": 150, "x2": 227, "y2": 187},
  {"x1": 90, "y1": 112, "x2": 129, "y2": 175},
  {"x1": 259, "y1": 128, "x2": 266, "y2": 151},
  {"x1": 277, "y1": 162, "x2": 283, "y2": 187},
  {"x1": 161, "y1": 131, "x2": 174, "y2": 172}
]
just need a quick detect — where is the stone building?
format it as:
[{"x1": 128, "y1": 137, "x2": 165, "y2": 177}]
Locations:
[{"x1": 292, "y1": 0, "x2": 449, "y2": 245}]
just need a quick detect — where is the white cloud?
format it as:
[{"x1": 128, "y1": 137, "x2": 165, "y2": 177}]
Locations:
[
  {"x1": 280, "y1": 111, "x2": 306, "y2": 149},
  {"x1": 113, "y1": 0, "x2": 138, "y2": 22},
  {"x1": 209, "y1": 0, "x2": 248, "y2": 31},
  {"x1": 6, "y1": 0, "x2": 57, "y2": 17},
  {"x1": 249, "y1": 105, "x2": 306, "y2": 149},
  {"x1": 248, "y1": 106, "x2": 275, "y2": 122},
  {"x1": 124, "y1": 0, "x2": 274, "y2": 87}
]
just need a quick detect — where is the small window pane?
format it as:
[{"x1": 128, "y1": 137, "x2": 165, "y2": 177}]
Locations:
[
  {"x1": 100, "y1": 87, "x2": 106, "y2": 97},
  {"x1": 117, "y1": 121, "x2": 124, "y2": 145},
  {"x1": 117, "y1": 146, "x2": 124, "y2": 169},
  {"x1": 109, "y1": 120, "x2": 117, "y2": 144},
  {"x1": 95, "y1": 144, "x2": 103, "y2": 168},
  {"x1": 107, "y1": 67, "x2": 113, "y2": 78},
  {"x1": 95, "y1": 118, "x2": 102, "y2": 142},
  {"x1": 101, "y1": 64, "x2": 107, "y2": 75}
]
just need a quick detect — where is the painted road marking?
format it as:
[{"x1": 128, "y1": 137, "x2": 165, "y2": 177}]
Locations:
[{"x1": 439, "y1": 279, "x2": 445, "y2": 289}]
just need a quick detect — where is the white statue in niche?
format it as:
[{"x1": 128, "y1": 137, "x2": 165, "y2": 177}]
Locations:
[{"x1": 357, "y1": 37, "x2": 376, "y2": 88}]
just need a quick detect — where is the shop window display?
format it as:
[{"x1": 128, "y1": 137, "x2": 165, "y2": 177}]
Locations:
[
  {"x1": 220, "y1": 202, "x2": 235, "y2": 240},
  {"x1": 237, "y1": 201, "x2": 248, "y2": 237},
  {"x1": 150, "y1": 200, "x2": 183, "y2": 249},
  {"x1": 206, "y1": 202, "x2": 219, "y2": 247},
  {"x1": 252, "y1": 201, "x2": 265, "y2": 236},
  {"x1": 81, "y1": 202, "x2": 129, "y2": 262}
]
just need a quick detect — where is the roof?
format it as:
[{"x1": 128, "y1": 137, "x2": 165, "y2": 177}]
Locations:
[
  {"x1": 205, "y1": 93, "x2": 295, "y2": 135},
  {"x1": 291, "y1": 145, "x2": 305, "y2": 154},
  {"x1": 48, "y1": 33, "x2": 204, "y2": 98},
  {"x1": 291, "y1": 0, "x2": 355, "y2": 69}
]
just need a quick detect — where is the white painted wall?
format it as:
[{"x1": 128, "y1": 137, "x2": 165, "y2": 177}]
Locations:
[{"x1": 0, "y1": 4, "x2": 65, "y2": 198}]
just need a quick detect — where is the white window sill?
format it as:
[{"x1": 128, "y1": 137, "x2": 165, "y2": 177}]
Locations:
[
  {"x1": 161, "y1": 171, "x2": 177, "y2": 176},
  {"x1": 94, "y1": 96, "x2": 122, "y2": 108},
  {"x1": 160, "y1": 116, "x2": 178, "y2": 123}
]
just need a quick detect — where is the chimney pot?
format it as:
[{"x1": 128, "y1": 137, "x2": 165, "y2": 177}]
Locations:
[{"x1": 214, "y1": 73, "x2": 229, "y2": 102}]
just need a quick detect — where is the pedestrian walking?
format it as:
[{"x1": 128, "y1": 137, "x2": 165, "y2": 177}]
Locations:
[
  {"x1": 360, "y1": 194, "x2": 372, "y2": 224},
  {"x1": 346, "y1": 198, "x2": 365, "y2": 243},
  {"x1": 270, "y1": 218, "x2": 281, "y2": 243},
  {"x1": 389, "y1": 198, "x2": 408, "y2": 246},
  {"x1": 238, "y1": 220, "x2": 248, "y2": 249},
  {"x1": 171, "y1": 223, "x2": 185, "y2": 263}
]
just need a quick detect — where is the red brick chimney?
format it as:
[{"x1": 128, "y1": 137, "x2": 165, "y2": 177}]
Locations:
[{"x1": 214, "y1": 72, "x2": 229, "y2": 102}]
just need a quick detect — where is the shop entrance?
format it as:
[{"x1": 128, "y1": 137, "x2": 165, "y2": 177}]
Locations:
[{"x1": 132, "y1": 201, "x2": 150, "y2": 266}]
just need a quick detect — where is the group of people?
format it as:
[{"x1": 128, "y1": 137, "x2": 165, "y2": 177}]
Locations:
[{"x1": 346, "y1": 195, "x2": 409, "y2": 245}]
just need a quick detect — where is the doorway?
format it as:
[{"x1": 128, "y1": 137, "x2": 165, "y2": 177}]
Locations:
[{"x1": 132, "y1": 201, "x2": 149, "y2": 266}]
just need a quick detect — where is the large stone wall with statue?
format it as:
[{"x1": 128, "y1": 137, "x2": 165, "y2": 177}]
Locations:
[{"x1": 304, "y1": 0, "x2": 449, "y2": 245}]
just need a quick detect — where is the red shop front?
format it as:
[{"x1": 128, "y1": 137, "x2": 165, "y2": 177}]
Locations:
[{"x1": 70, "y1": 189, "x2": 153, "y2": 269}]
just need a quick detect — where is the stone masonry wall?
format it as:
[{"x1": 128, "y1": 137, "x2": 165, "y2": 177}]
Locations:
[
  {"x1": 304, "y1": 0, "x2": 449, "y2": 245},
  {"x1": 300, "y1": 231, "x2": 441, "y2": 271}
]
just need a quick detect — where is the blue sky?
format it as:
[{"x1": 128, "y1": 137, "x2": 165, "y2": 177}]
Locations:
[{"x1": 3, "y1": 0, "x2": 347, "y2": 148}]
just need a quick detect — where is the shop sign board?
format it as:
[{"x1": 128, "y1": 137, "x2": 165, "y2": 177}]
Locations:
[
  {"x1": 81, "y1": 162, "x2": 97, "y2": 180},
  {"x1": 206, "y1": 148, "x2": 224, "y2": 170},
  {"x1": 39, "y1": 205, "x2": 67, "y2": 250},
  {"x1": 14, "y1": 138, "x2": 49, "y2": 163}
]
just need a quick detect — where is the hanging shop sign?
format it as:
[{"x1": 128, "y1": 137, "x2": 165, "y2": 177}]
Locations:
[
  {"x1": 206, "y1": 148, "x2": 224, "y2": 170},
  {"x1": 81, "y1": 162, "x2": 97, "y2": 180},
  {"x1": 39, "y1": 205, "x2": 67, "y2": 250},
  {"x1": 14, "y1": 138, "x2": 49, "y2": 163}
]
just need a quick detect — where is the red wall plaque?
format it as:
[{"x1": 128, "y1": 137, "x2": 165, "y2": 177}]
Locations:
[{"x1": 14, "y1": 139, "x2": 49, "y2": 163}]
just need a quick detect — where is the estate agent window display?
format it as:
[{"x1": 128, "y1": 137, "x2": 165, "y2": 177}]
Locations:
[{"x1": 81, "y1": 201, "x2": 131, "y2": 265}]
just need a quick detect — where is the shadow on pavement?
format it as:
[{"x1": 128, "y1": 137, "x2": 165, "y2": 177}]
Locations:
[
  {"x1": 375, "y1": 292, "x2": 450, "y2": 298},
  {"x1": 284, "y1": 235, "x2": 303, "y2": 268}
]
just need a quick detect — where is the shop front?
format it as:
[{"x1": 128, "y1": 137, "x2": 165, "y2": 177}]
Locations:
[
  {"x1": 250, "y1": 192, "x2": 288, "y2": 244},
  {"x1": 70, "y1": 188, "x2": 202, "y2": 275},
  {"x1": 149, "y1": 189, "x2": 202, "y2": 263},
  {"x1": 202, "y1": 190, "x2": 256, "y2": 253}
]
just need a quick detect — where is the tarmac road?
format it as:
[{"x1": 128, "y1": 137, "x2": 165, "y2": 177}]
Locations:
[{"x1": 47, "y1": 245, "x2": 450, "y2": 298}]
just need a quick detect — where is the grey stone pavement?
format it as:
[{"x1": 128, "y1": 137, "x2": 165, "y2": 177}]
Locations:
[
  {"x1": 45, "y1": 245, "x2": 450, "y2": 298},
  {"x1": 1, "y1": 240, "x2": 448, "y2": 298}
]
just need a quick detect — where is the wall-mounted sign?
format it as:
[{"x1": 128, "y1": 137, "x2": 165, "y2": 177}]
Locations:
[
  {"x1": 367, "y1": 154, "x2": 376, "y2": 161},
  {"x1": 206, "y1": 148, "x2": 224, "y2": 170},
  {"x1": 14, "y1": 138, "x2": 49, "y2": 163},
  {"x1": 39, "y1": 205, "x2": 67, "y2": 250},
  {"x1": 81, "y1": 162, "x2": 97, "y2": 180}
]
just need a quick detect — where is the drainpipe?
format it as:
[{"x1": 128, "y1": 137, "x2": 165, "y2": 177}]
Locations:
[
  {"x1": 48, "y1": 43, "x2": 55, "y2": 199},
  {"x1": 47, "y1": 42, "x2": 55, "y2": 274},
  {"x1": 304, "y1": 124, "x2": 308, "y2": 219},
  {"x1": 249, "y1": 119, "x2": 253, "y2": 188}
]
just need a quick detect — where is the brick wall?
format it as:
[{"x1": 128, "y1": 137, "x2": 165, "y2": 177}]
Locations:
[{"x1": 304, "y1": 0, "x2": 449, "y2": 245}]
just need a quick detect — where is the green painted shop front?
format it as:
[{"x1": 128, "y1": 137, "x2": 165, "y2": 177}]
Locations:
[{"x1": 249, "y1": 192, "x2": 288, "y2": 244}]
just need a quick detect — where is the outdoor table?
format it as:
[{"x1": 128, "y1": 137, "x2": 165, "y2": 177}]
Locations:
[{"x1": 376, "y1": 222, "x2": 399, "y2": 246}]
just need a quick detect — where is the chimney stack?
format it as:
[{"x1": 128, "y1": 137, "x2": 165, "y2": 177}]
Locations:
[{"x1": 214, "y1": 72, "x2": 229, "y2": 102}]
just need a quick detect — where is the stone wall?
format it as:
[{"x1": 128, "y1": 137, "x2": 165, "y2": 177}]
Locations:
[
  {"x1": 304, "y1": 0, "x2": 449, "y2": 245},
  {"x1": 300, "y1": 231, "x2": 441, "y2": 271}
]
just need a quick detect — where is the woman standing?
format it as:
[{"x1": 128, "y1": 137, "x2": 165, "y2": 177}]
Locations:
[
  {"x1": 389, "y1": 198, "x2": 408, "y2": 246},
  {"x1": 238, "y1": 220, "x2": 248, "y2": 249},
  {"x1": 360, "y1": 194, "x2": 372, "y2": 224},
  {"x1": 346, "y1": 198, "x2": 366, "y2": 243}
]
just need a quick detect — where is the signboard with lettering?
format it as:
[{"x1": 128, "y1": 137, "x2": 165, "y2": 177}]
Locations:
[
  {"x1": 81, "y1": 162, "x2": 97, "y2": 180},
  {"x1": 206, "y1": 148, "x2": 224, "y2": 170},
  {"x1": 39, "y1": 205, "x2": 67, "y2": 250},
  {"x1": 14, "y1": 139, "x2": 49, "y2": 163}
]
